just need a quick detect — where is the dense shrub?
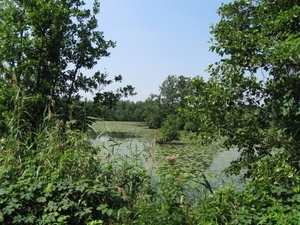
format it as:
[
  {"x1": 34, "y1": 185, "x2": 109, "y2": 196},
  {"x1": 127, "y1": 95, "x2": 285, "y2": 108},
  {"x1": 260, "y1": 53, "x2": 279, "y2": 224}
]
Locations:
[
  {"x1": 156, "y1": 115, "x2": 180, "y2": 143},
  {"x1": 2, "y1": 95, "x2": 300, "y2": 225},
  {"x1": 235, "y1": 151, "x2": 300, "y2": 224},
  {"x1": 0, "y1": 104, "x2": 149, "y2": 224}
]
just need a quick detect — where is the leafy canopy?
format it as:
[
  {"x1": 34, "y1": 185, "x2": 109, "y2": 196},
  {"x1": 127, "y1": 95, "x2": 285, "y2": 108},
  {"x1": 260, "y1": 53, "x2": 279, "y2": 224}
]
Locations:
[
  {"x1": 143, "y1": 75, "x2": 192, "y2": 129},
  {"x1": 181, "y1": 0, "x2": 300, "y2": 175},
  {"x1": 0, "y1": 0, "x2": 135, "y2": 132}
]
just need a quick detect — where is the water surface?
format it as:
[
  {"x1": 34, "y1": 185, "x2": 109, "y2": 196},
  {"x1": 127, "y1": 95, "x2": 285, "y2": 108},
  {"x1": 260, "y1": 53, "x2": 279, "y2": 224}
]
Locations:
[{"x1": 90, "y1": 121, "x2": 241, "y2": 187}]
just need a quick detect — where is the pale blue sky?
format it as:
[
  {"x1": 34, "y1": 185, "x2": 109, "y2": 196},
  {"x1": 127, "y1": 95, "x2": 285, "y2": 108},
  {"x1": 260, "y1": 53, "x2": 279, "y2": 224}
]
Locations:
[{"x1": 85, "y1": 0, "x2": 231, "y2": 102}]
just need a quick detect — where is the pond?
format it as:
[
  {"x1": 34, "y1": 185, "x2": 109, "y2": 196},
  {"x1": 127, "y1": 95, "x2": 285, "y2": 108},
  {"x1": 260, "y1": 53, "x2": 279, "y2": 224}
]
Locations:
[{"x1": 90, "y1": 121, "x2": 241, "y2": 188}]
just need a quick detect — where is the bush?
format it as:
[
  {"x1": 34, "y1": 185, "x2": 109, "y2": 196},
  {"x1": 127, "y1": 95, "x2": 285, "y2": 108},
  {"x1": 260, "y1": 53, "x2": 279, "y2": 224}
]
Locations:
[
  {"x1": 0, "y1": 103, "x2": 149, "y2": 224},
  {"x1": 235, "y1": 151, "x2": 300, "y2": 224},
  {"x1": 4, "y1": 93, "x2": 300, "y2": 225},
  {"x1": 188, "y1": 186, "x2": 239, "y2": 225},
  {"x1": 156, "y1": 115, "x2": 180, "y2": 143}
]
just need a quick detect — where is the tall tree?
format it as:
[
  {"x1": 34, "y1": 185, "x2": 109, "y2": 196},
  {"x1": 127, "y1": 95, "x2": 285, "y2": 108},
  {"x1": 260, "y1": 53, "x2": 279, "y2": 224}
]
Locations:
[
  {"x1": 182, "y1": 0, "x2": 300, "y2": 175},
  {"x1": 159, "y1": 75, "x2": 192, "y2": 130},
  {"x1": 0, "y1": 0, "x2": 135, "y2": 133},
  {"x1": 160, "y1": 75, "x2": 192, "y2": 112},
  {"x1": 143, "y1": 94, "x2": 165, "y2": 128}
]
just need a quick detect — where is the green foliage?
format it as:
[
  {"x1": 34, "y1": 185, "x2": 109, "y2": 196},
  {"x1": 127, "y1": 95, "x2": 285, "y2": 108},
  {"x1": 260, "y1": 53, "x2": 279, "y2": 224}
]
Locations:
[
  {"x1": 191, "y1": 186, "x2": 239, "y2": 225},
  {"x1": 0, "y1": 81, "x2": 18, "y2": 135},
  {"x1": 112, "y1": 100, "x2": 146, "y2": 121},
  {"x1": 0, "y1": 99, "x2": 232, "y2": 224},
  {"x1": 157, "y1": 115, "x2": 180, "y2": 143},
  {"x1": 143, "y1": 75, "x2": 192, "y2": 129},
  {"x1": 0, "y1": 101, "x2": 148, "y2": 224},
  {"x1": 89, "y1": 121, "x2": 237, "y2": 224},
  {"x1": 5, "y1": 0, "x2": 300, "y2": 223},
  {"x1": 180, "y1": 0, "x2": 300, "y2": 224},
  {"x1": 160, "y1": 75, "x2": 192, "y2": 111},
  {"x1": 126, "y1": 157, "x2": 203, "y2": 225},
  {"x1": 143, "y1": 94, "x2": 165, "y2": 128},
  {"x1": 0, "y1": 0, "x2": 135, "y2": 133},
  {"x1": 182, "y1": 0, "x2": 300, "y2": 176},
  {"x1": 2, "y1": 104, "x2": 299, "y2": 225},
  {"x1": 97, "y1": 100, "x2": 146, "y2": 121},
  {"x1": 236, "y1": 150, "x2": 300, "y2": 224}
]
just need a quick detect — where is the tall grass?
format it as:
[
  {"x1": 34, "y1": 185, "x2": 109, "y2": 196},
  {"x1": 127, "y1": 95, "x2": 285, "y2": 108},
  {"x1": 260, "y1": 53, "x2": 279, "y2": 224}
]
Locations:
[{"x1": 0, "y1": 93, "x2": 151, "y2": 224}]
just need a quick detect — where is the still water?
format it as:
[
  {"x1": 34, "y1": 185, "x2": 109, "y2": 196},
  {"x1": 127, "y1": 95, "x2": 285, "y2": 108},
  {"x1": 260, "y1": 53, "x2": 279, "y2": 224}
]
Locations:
[{"x1": 91, "y1": 132, "x2": 241, "y2": 188}]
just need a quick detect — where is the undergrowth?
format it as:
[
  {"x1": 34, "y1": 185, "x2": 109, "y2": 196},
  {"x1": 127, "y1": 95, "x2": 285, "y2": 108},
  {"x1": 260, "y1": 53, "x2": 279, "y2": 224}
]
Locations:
[
  {"x1": 1, "y1": 92, "x2": 300, "y2": 224},
  {"x1": 0, "y1": 94, "x2": 148, "y2": 224}
]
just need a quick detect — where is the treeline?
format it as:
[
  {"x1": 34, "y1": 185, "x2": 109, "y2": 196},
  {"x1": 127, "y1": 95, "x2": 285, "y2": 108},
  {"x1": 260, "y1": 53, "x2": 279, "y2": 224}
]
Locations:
[
  {"x1": 78, "y1": 100, "x2": 146, "y2": 122},
  {"x1": 77, "y1": 75, "x2": 195, "y2": 128},
  {"x1": 65, "y1": 74, "x2": 196, "y2": 143}
]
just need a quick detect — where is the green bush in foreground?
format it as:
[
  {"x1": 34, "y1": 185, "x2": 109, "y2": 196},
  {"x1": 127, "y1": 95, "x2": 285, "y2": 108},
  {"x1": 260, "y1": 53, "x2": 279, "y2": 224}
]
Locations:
[
  {"x1": 1, "y1": 95, "x2": 300, "y2": 225},
  {"x1": 0, "y1": 104, "x2": 148, "y2": 224},
  {"x1": 2, "y1": 104, "x2": 300, "y2": 224},
  {"x1": 235, "y1": 151, "x2": 300, "y2": 225}
]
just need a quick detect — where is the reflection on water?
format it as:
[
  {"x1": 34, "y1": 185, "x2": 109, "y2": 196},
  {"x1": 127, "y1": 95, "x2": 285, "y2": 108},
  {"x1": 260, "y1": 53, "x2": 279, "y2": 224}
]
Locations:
[
  {"x1": 90, "y1": 134, "x2": 152, "y2": 160},
  {"x1": 207, "y1": 148, "x2": 240, "y2": 174},
  {"x1": 97, "y1": 135, "x2": 111, "y2": 142},
  {"x1": 89, "y1": 131, "x2": 138, "y2": 140},
  {"x1": 206, "y1": 148, "x2": 242, "y2": 188}
]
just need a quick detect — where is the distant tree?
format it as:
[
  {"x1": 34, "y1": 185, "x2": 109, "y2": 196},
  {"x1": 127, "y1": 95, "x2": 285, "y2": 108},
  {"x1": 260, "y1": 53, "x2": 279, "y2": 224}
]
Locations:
[
  {"x1": 143, "y1": 75, "x2": 192, "y2": 129},
  {"x1": 156, "y1": 115, "x2": 180, "y2": 143},
  {"x1": 160, "y1": 75, "x2": 192, "y2": 113},
  {"x1": 86, "y1": 100, "x2": 146, "y2": 122},
  {"x1": 132, "y1": 101, "x2": 147, "y2": 121},
  {"x1": 143, "y1": 94, "x2": 165, "y2": 128}
]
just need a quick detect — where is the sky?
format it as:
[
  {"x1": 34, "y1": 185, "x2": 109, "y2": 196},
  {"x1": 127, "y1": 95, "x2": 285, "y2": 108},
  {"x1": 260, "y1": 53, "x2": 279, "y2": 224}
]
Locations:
[{"x1": 84, "y1": 0, "x2": 232, "y2": 102}]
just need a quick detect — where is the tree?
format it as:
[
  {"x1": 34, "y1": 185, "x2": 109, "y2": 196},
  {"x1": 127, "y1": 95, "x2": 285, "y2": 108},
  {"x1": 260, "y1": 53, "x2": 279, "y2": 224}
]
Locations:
[
  {"x1": 0, "y1": 0, "x2": 135, "y2": 134},
  {"x1": 143, "y1": 94, "x2": 165, "y2": 128},
  {"x1": 181, "y1": 0, "x2": 300, "y2": 176},
  {"x1": 179, "y1": 1, "x2": 300, "y2": 223},
  {"x1": 160, "y1": 75, "x2": 192, "y2": 113},
  {"x1": 111, "y1": 100, "x2": 145, "y2": 121},
  {"x1": 156, "y1": 115, "x2": 180, "y2": 143},
  {"x1": 143, "y1": 75, "x2": 192, "y2": 129}
]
